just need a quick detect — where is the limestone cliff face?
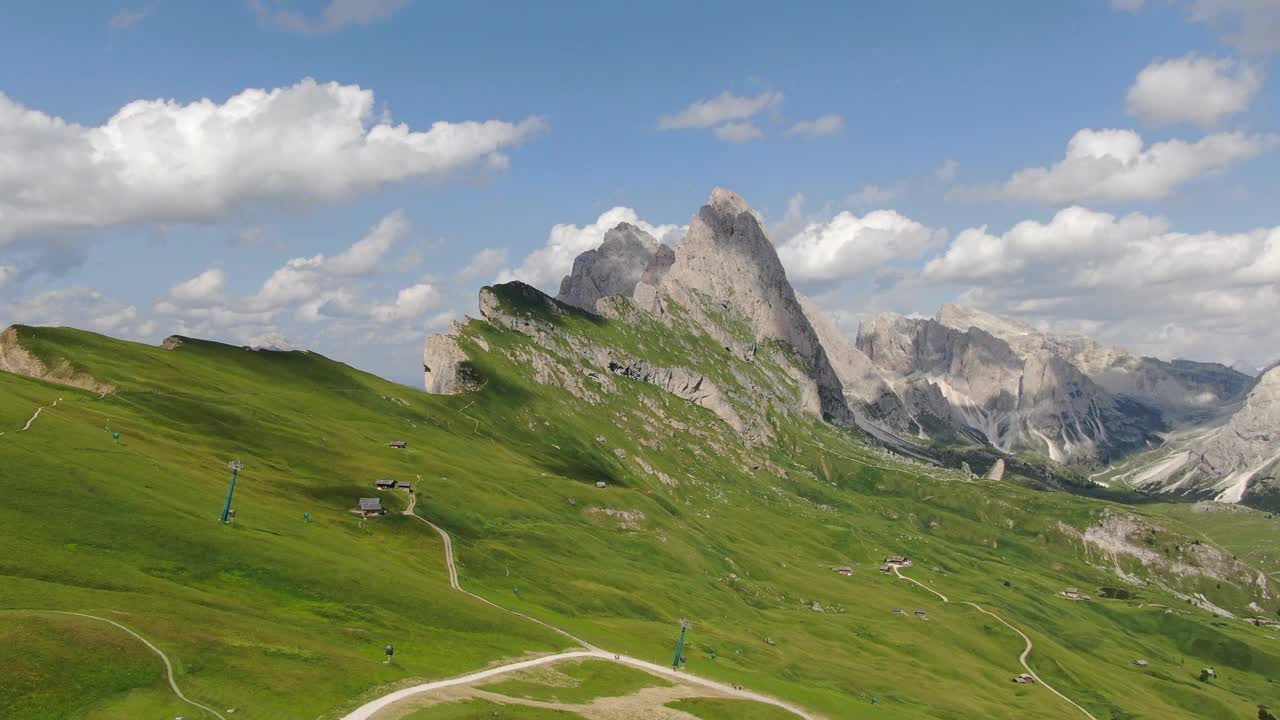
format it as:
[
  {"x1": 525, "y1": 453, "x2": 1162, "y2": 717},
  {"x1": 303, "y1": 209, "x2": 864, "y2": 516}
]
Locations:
[
  {"x1": 557, "y1": 223, "x2": 661, "y2": 314},
  {"x1": 935, "y1": 303, "x2": 1252, "y2": 422},
  {"x1": 632, "y1": 244, "x2": 674, "y2": 315},
  {"x1": 1195, "y1": 366, "x2": 1280, "y2": 504},
  {"x1": 423, "y1": 321, "x2": 484, "y2": 395},
  {"x1": 652, "y1": 189, "x2": 849, "y2": 423},
  {"x1": 856, "y1": 311, "x2": 1159, "y2": 462},
  {"x1": 1125, "y1": 366, "x2": 1280, "y2": 506},
  {"x1": 796, "y1": 296, "x2": 909, "y2": 429},
  {"x1": 0, "y1": 325, "x2": 116, "y2": 394}
]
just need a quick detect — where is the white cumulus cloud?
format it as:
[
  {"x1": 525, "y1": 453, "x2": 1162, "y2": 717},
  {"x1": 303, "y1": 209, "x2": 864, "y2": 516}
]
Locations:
[
  {"x1": 458, "y1": 247, "x2": 509, "y2": 282},
  {"x1": 995, "y1": 128, "x2": 1272, "y2": 204},
  {"x1": 785, "y1": 114, "x2": 845, "y2": 138},
  {"x1": 0, "y1": 79, "x2": 545, "y2": 248},
  {"x1": 370, "y1": 283, "x2": 442, "y2": 322},
  {"x1": 324, "y1": 209, "x2": 409, "y2": 275},
  {"x1": 252, "y1": 209, "x2": 409, "y2": 309},
  {"x1": 712, "y1": 122, "x2": 764, "y2": 143},
  {"x1": 1127, "y1": 54, "x2": 1262, "y2": 126},
  {"x1": 777, "y1": 210, "x2": 945, "y2": 283},
  {"x1": 658, "y1": 90, "x2": 782, "y2": 143},
  {"x1": 658, "y1": 91, "x2": 782, "y2": 130},
  {"x1": 2, "y1": 288, "x2": 155, "y2": 340},
  {"x1": 498, "y1": 207, "x2": 683, "y2": 293},
  {"x1": 167, "y1": 268, "x2": 227, "y2": 306},
  {"x1": 1189, "y1": 0, "x2": 1280, "y2": 53},
  {"x1": 915, "y1": 206, "x2": 1280, "y2": 366}
]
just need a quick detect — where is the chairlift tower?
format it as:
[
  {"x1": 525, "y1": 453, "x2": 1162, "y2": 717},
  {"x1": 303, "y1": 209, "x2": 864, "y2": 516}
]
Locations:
[
  {"x1": 220, "y1": 460, "x2": 244, "y2": 524},
  {"x1": 672, "y1": 618, "x2": 691, "y2": 669}
]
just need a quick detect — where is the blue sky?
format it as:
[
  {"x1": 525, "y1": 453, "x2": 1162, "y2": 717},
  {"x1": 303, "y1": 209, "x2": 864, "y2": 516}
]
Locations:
[{"x1": 1, "y1": 0, "x2": 1278, "y2": 385}]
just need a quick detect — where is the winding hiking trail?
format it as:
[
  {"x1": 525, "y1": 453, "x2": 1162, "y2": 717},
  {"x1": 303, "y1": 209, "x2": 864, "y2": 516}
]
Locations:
[
  {"x1": 18, "y1": 397, "x2": 60, "y2": 432},
  {"x1": 400, "y1": 482, "x2": 589, "y2": 647},
  {"x1": 335, "y1": 488, "x2": 820, "y2": 720},
  {"x1": 8, "y1": 610, "x2": 226, "y2": 720},
  {"x1": 340, "y1": 648, "x2": 817, "y2": 720},
  {"x1": 892, "y1": 567, "x2": 1097, "y2": 720}
]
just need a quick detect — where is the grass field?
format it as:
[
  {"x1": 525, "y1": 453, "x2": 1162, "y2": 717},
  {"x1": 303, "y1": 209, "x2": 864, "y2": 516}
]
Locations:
[
  {"x1": 667, "y1": 697, "x2": 804, "y2": 719},
  {"x1": 3, "y1": 308, "x2": 1280, "y2": 719},
  {"x1": 1146, "y1": 503, "x2": 1280, "y2": 586}
]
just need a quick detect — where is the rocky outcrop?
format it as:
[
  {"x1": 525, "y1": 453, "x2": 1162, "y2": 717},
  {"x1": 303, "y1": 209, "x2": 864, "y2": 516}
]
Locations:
[
  {"x1": 423, "y1": 321, "x2": 484, "y2": 394},
  {"x1": 652, "y1": 188, "x2": 849, "y2": 423},
  {"x1": 557, "y1": 223, "x2": 661, "y2": 313},
  {"x1": 0, "y1": 325, "x2": 116, "y2": 394},
  {"x1": 604, "y1": 357, "x2": 750, "y2": 438},
  {"x1": 983, "y1": 458, "x2": 1006, "y2": 481}
]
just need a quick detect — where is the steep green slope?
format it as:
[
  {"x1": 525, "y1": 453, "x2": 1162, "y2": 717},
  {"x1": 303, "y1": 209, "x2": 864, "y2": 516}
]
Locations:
[{"x1": 2, "y1": 315, "x2": 1278, "y2": 720}]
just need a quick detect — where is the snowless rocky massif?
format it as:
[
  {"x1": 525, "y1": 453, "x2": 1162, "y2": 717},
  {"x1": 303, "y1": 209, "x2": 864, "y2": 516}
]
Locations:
[{"x1": 425, "y1": 188, "x2": 1276, "y2": 507}]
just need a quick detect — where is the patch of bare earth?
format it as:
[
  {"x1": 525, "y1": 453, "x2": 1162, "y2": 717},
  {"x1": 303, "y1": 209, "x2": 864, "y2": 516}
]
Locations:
[{"x1": 370, "y1": 673, "x2": 736, "y2": 720}]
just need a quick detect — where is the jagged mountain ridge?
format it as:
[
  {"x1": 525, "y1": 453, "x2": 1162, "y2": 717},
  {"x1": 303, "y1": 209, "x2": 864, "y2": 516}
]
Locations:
[
  {"x1": 934, "y1": 304, "x2": 1253, "y2": 423},
  {"x1": 1116, "y1": 365, "x2": 1280, "y2": 509},
  {"x1": 552, "y1": 187, "x2": 850, "y2": 425},
  {"x1": 426, "y1": 186, "x2": 1268, "y2": 506},
  {"x1": 855, "y1": 311, "x2": 1164, "y2": 464}
]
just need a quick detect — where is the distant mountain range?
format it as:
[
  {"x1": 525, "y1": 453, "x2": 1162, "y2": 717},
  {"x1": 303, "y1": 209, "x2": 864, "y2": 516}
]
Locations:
[{"x1": 423, "y1": 188, "x2": 1277, "y2": 509}]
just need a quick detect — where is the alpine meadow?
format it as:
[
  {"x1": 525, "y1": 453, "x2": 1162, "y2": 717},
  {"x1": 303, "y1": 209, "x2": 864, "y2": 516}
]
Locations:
[{"x1": 4, "y1": 2, "x2": 1280, "y2": 719}]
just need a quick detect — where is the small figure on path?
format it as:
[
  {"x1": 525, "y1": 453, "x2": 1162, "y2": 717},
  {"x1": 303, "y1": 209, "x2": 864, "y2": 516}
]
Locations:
[{"x1": 384, "y1": 644, "x2": 394, "y2": 664}]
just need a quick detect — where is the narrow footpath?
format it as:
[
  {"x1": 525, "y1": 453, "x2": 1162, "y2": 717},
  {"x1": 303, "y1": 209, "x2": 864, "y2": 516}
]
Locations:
[
  {"x1": 18, "y1": 397, "x2": 60, "y2": 432},
  {"x1": 4, "y1": 610, "x2": 225, "y2": 720},
  {"x1": 336, "y1": 489, "x2": 821, "y2": 720},
  {"x1": 892, "y1": 567, "x2": 1097, "y2": 720}
]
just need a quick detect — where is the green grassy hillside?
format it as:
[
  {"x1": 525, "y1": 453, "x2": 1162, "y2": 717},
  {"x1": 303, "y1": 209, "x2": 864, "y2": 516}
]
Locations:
[{"x1": 2, "y1": 314, "x2": 1279, "y2": 719}]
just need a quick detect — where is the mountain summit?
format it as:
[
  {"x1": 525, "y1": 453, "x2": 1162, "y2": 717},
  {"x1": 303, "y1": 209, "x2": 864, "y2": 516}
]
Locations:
[
  {"x1": 555, "y1": 187, "x2": 850, "y2": 424},
  {"x1": 427, "y1": 188, "x2": 1271, "y2": 509}
]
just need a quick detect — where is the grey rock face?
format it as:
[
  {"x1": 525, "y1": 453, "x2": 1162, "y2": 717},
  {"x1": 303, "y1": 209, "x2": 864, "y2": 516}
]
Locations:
[
  {"x1": 557, "y1": 223, "x2": 661, "y2": 313},
  {"x1": 655, "y1": 188, "x2": 849, "y2": 423},
  {"x1": 856, "y1": 310, "x2": 1159, "y2": 462},
  {"x1": 983, "y1": 459, "x2": 1006, "y2": 481},
  {"x1": 1128, "y1": 366, "x2": 1280, "y2": 505},
  {"x1": 798, "y1": 295, "x2": 910, "y2": 429},
  {"x1": 604, "y1": 357, "x2": 751, "y2": 439},
  {"x1": 423, "y1": 321, "x2": 483, "y2": 394},
  {"x1": 632, "y1": 244, "x2": 675, "y2": 314},
  {"x1": 936, "y1": 303, "x2": 1252, "y2": 422}
]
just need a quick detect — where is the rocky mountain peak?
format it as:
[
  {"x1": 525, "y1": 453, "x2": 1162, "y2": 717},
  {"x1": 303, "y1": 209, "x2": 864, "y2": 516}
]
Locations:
[
  {"x1": 1259, "y1": 362, "x2": 1280, "y2": 384},
  {"x1": 556, "y1": 222, "x2": 661, "y2": 313},
  {"x1": 658, "y1": 188, "x2": 849, "y2": 422},
  {"x1": 707, "y1": 186, "x2": 751, "y2": 215},
  {"x1": 937, "y1": 303, "x2": 1039, "y2": 340}
]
